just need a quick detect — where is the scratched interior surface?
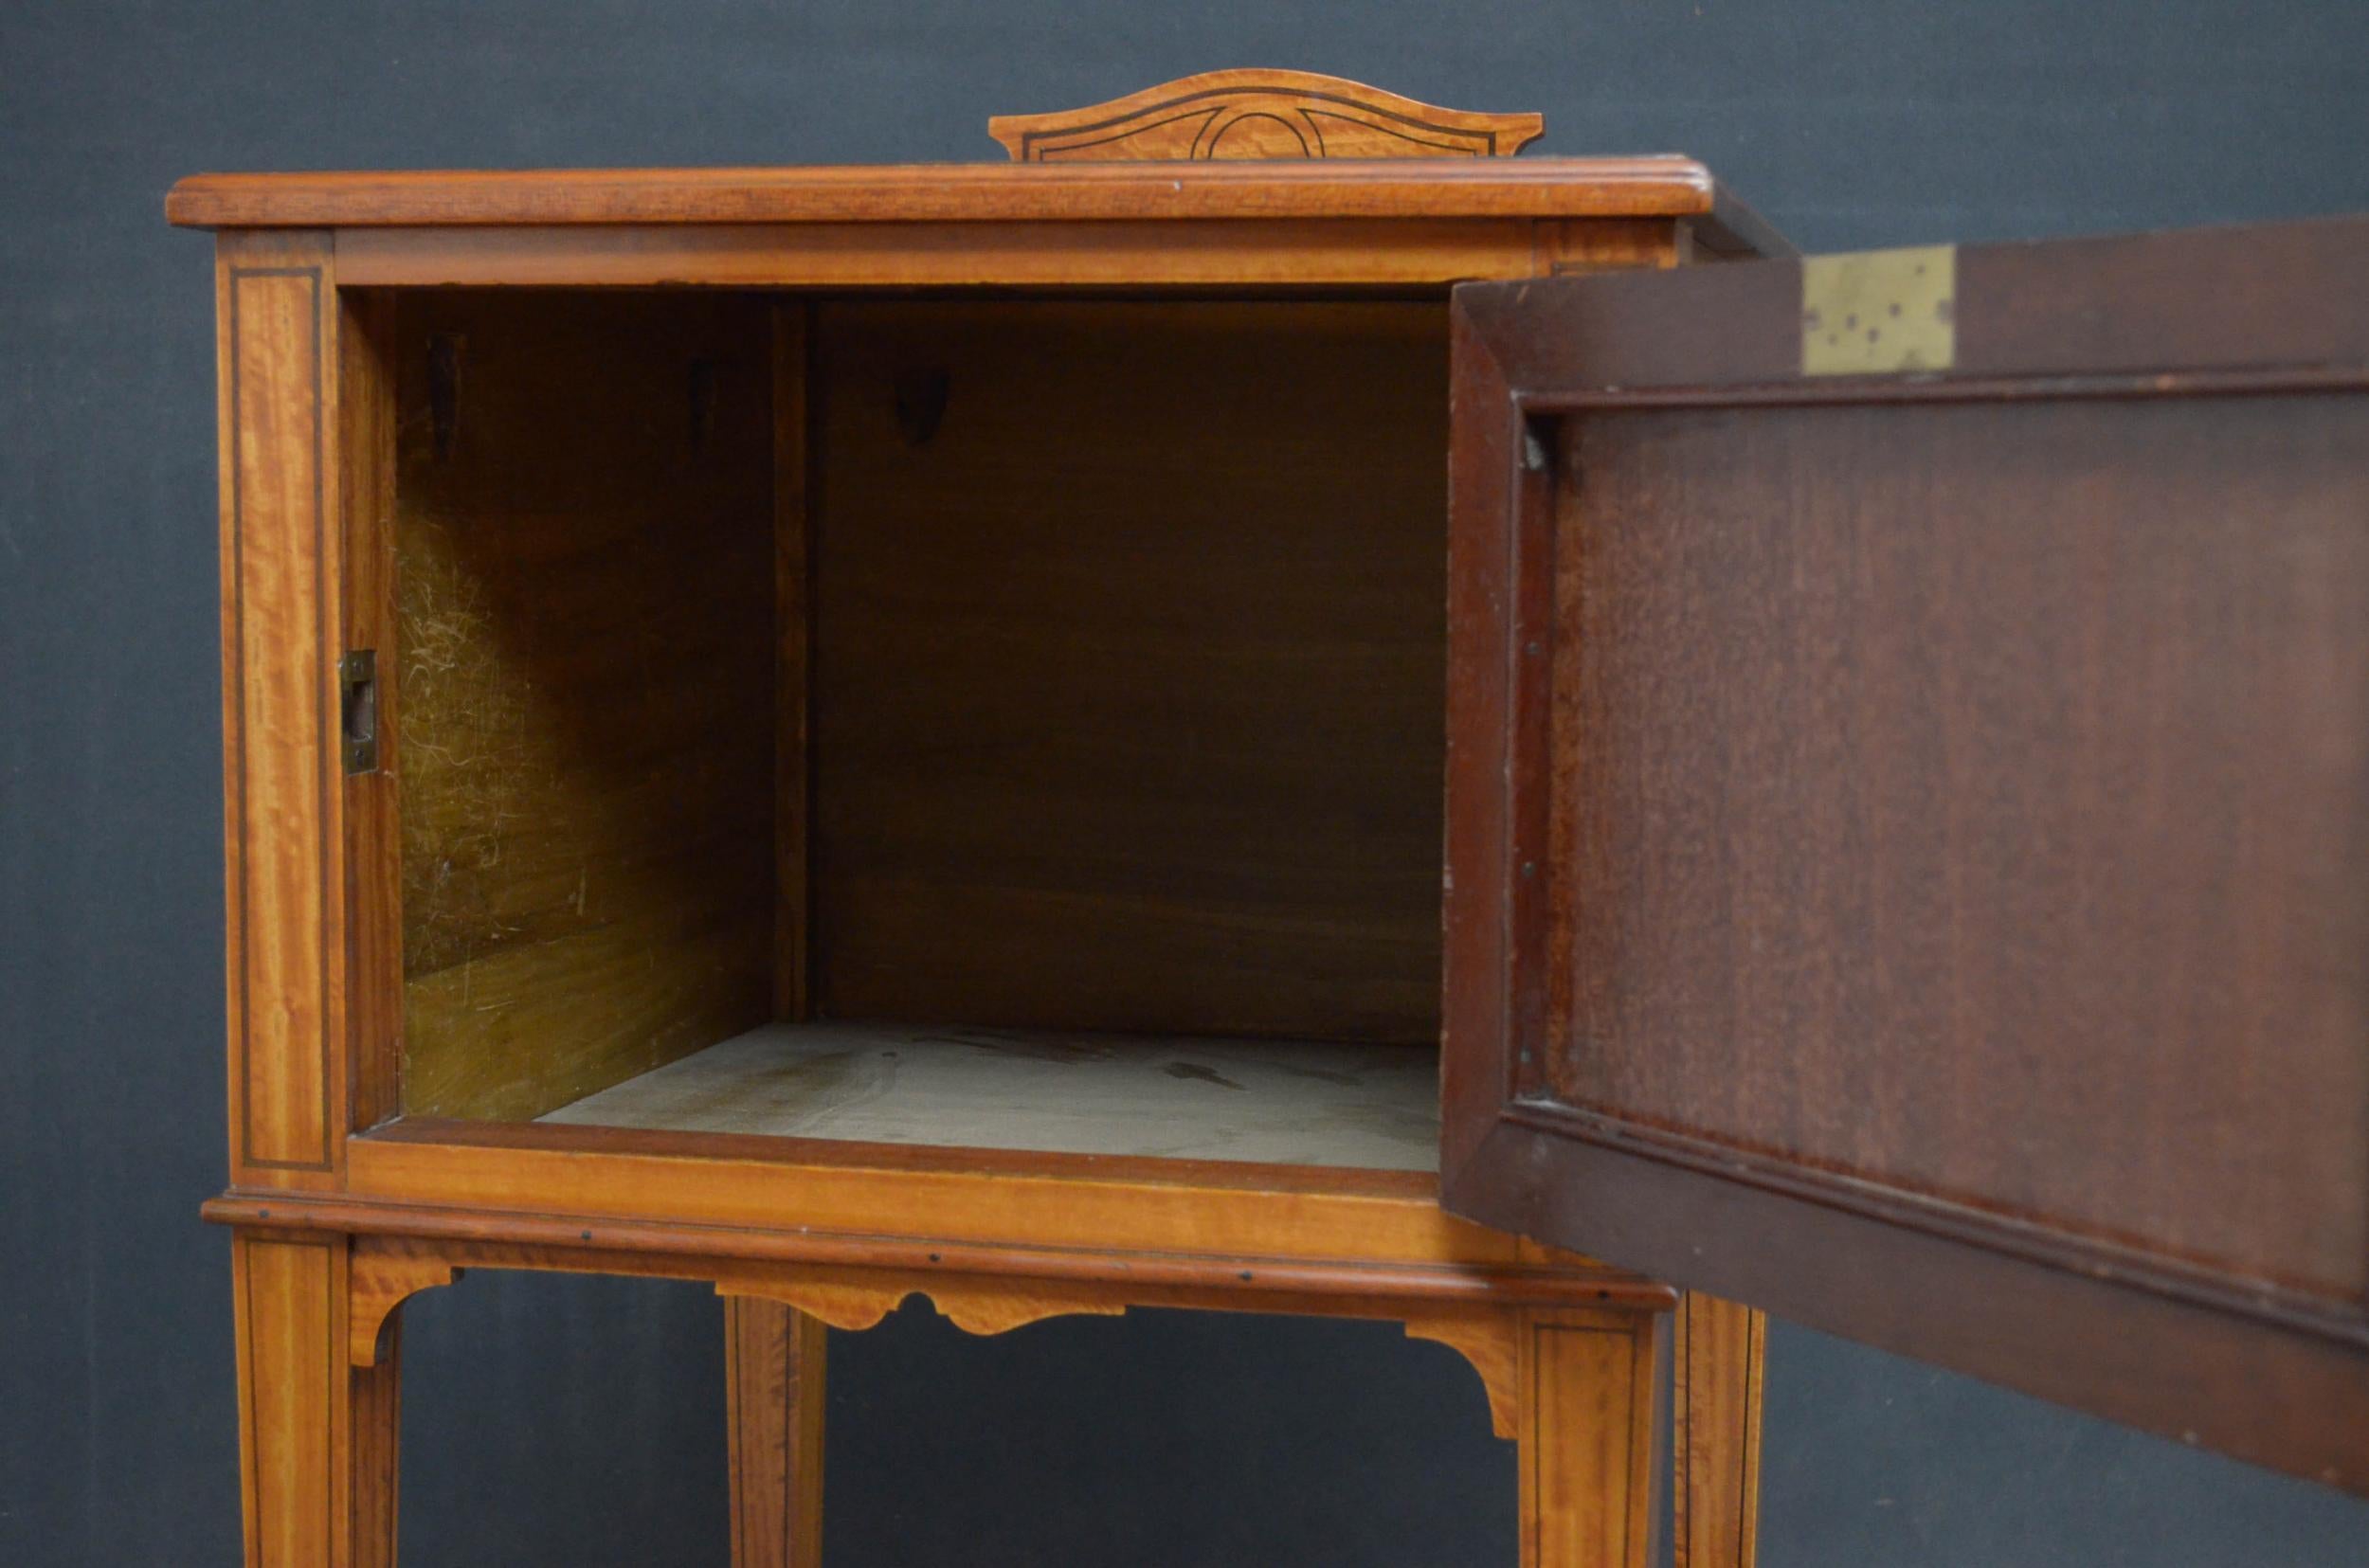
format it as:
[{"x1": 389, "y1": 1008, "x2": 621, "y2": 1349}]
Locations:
[
  {"x1": 540, "y1": 1021, "x2": 1441, "y2": 1170},
  {"x1": 395, "y1": 292, "x2": 776, "y2": 1122}
]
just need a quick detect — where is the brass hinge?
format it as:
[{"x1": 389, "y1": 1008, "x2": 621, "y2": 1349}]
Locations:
[
  {"x1": 339, "y1": 650, "x2": 378, "y2": 774},
  {"x1": 1801, "y1": 244, "x2": 1956, "y2": 375}
]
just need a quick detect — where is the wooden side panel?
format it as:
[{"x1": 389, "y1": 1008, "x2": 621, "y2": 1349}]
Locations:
[
  {"x1": 725, "y1": 1296, "x2": 827, "y2": 1568},
  {"x1": 219, "y1": 231, "x2": 344, "y2": 1181},
  {"x1": 810, "y1": 299, "x2": 1448, "y2": 1043},
  {"x1": 1673, "y1": 1296, "x2": 1763, "y2": 1568},
  {"x1": 1519, "y1": 1310, "x2": 1660, "y2": 1568},
  {"x1": 393, "y1": 292, "x2": 775, "y2": 1121}
]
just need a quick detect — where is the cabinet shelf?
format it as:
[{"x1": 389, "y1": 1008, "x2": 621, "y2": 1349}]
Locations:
[{"x1": 538, "y1": 1020, "x2": 1438, "y2": 1172}]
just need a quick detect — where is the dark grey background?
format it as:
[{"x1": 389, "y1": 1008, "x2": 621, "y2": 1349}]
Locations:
[{"x1": 5, "y1": 2, "x2": 2368, "y2": 1563}]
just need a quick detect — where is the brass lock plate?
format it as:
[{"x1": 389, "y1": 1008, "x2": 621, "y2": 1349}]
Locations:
[{"x1": 339, "y1": 650, "x2": 378, "y2": 775}]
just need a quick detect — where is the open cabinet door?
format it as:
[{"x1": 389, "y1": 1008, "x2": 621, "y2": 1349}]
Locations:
[{"x1": 1439, "y1": 217, "x2": 2369, "y2": 1491}]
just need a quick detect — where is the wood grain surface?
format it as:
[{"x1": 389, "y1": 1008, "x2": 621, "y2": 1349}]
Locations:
[
  {"x1": 218, "y1": 230, "x2": 347, "y2": 1184},
  {"x1": 233, "y1": 1232, "x2": 403, "y2": 1568},
  {"x1": 329, "y1": 219, "x2": 1569, "y2": 290},
  {"x1": 1673, "y1": 1295, "x2": 1764, "y2": 1568},
  {"x1": 393, "y1": 291, "x2": 776, "y2": 1121},
  {"x1": 1551, "y1": 393, "x2": 2369, "y2": 1301},
  {"x1": 182, "y1": 126, "x2": 1803, "y2": 1567},
  {"x1": 1443, "y1": 215, "x2": 2369, "y2": 1492},
  {"x1": 725, "y1": 1297, "x2": 826, "y2": 1568},
  {"x1": 283, "y1": 1126, "x2": 1641, "y2": 1282},
  {"x1": 338, "y1": 290, "x2": 404, "y2": 1136},
  {"x1": 1519, "y1": 1309, "x2": 1660, "y2": 1568},
  {"x1": 988, "y1": 68, "x2": 1543, "y2": 162},
  {"x1": 166, "y1": 157, "x2": 1727, "y2": 227},
  {"x1": 808, "y1": 298, "x2": 1448, "y2": 1044}
]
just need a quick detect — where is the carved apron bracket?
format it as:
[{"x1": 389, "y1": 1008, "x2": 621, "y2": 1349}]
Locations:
[
  {"x1": 326, "y1": 1228, "x2": 1655, "y2": 1470},
  {"x1": 350, "y1": 1236, "x2": 464, "y2": 1367},
  {"x1": 718, "y1": 1271, "x2": 1528, "y2": 1442},
  {"x1": 716, "y1": 1276, "x2": 1127, "y2": 1337},
  {"x1": 1404, "y1": 1309, "x2": 1523, "y2": 1440}
]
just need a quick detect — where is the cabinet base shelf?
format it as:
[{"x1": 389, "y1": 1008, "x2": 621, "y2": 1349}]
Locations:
[{"x1": 533, "y1": 1020, "x2": 1440, "y2": 1172}]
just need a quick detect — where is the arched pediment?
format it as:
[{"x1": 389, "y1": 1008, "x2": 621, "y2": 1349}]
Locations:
[{"x1": 989, "y1": 69, "x2": 1544, "y2": 161}]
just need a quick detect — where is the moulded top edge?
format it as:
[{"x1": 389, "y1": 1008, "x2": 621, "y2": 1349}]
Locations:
[{"x1": 164, "y1": 155, "x2": 1732, "y2": 230}]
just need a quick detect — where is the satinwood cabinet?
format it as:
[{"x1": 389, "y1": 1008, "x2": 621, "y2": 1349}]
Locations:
[{"x1": 171, "y1": 68, "x2": 2369, "y2": 1568}]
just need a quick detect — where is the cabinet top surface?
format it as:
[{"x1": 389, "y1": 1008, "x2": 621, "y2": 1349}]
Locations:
[{"x1": 165, "y1": 155, "x2": 1767, "y2": 239}]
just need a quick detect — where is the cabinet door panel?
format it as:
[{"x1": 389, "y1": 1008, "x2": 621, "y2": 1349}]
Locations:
[{"x1": 1440, "y1": 218, "x2": 2369, "y2": 1490}]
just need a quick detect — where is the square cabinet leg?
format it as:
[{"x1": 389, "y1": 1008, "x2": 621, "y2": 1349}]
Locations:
[
  {"x1": 1673, "y1": 1293, "x2": 1766, "y2": 1568},
  {"x1": 1517, "y1": 1308, "x2": 1662, "y2": 1568},
  {"x1": 725, "y1": 1296, "x2": 828, "y2": 1568},
  {"x1": 231, "y1": 1232, "x2": 403, "y2": 1568}
]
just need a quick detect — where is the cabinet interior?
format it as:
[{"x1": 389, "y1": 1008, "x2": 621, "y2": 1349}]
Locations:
[{"x1": 382, "y1": 288, "x2": 1451, "y2": 1172}]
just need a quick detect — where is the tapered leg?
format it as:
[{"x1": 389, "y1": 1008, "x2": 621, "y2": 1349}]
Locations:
[
  {"x1": 232, "y1": 1232, "x2": 403, "y2": 1568},
  {"x1": 725, "y1": 1296, "x2": 828, "y2": 1568},
  {"x1": 1673, "y1": 1294, "x2": 1765, "y2": 1568},
  {"x1": 1517, "y1": 1308, "x2": 1662, "y2": 1568}
]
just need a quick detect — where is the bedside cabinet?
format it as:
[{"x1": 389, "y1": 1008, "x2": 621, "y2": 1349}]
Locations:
[{"x1": 171, "y1": 68, "x2": 2369, "y2": 1567}]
